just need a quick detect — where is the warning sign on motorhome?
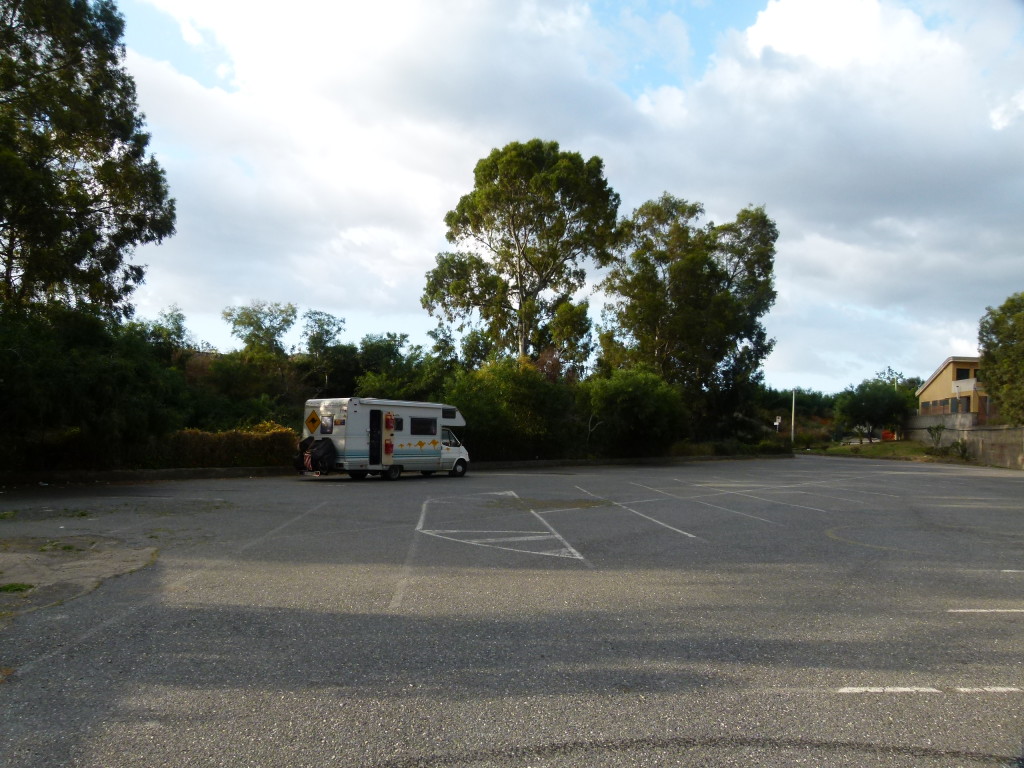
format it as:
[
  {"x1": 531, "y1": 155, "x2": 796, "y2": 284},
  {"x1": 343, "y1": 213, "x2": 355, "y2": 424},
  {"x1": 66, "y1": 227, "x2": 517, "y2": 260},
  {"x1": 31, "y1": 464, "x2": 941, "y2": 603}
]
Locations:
[{"x1": 305, "y1": 410, "x2": 321, "y2": 434}]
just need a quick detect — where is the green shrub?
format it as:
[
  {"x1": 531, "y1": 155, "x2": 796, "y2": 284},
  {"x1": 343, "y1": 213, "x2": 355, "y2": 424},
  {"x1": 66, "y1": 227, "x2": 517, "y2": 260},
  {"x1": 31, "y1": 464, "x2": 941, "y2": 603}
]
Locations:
[
  {"x1": 578, "y1": 368, "x2": 686, "y2": 458},
  {"x1": 926, "y1": 424, "x2": 946, "y2": 449},
  {"x1": 0, "y1": 583, "x2": 33, "y2": 593},
  {"x1": 443, "y1": 359, "x2": 576, "y2": 461},
  {"x1": 671, "y1": 441, "x2": 713, "y2": 457},
  {"x1": 147, "y1": 423, "x2": 299, "y2": 468},
  {"x1": 756, "y1": 439, "x2": 791, "y2": 454},
  {"x1": 711, "y1": 439, "x2": 758, "y2": 456},
  {"x1": 794, "y1": 430, "x2": 829, "y2": 450},
  {"x1": 951, "y1": 439, "x2": 970, "y2": 460}
]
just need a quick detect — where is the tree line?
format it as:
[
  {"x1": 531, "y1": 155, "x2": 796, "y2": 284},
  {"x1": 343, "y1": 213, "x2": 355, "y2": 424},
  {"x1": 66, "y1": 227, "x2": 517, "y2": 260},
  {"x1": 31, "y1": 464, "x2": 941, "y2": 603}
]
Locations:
[
  {"x1": 3, "y1": 1, "x2": 1020, "y2": 473},
  {"x1": 0, "y1": 294, "x2": 850, "y2": 471}
]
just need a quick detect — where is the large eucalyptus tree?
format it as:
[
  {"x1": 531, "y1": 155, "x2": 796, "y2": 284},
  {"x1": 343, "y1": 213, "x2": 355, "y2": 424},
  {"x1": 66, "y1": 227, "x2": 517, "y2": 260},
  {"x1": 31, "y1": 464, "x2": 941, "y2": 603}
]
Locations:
[
  {"x1": 600, "y1": 193, "x2": 778, "y2": 436},
  {"x1": 422, "y1": 139, "x2": 619, "y2": 361}
]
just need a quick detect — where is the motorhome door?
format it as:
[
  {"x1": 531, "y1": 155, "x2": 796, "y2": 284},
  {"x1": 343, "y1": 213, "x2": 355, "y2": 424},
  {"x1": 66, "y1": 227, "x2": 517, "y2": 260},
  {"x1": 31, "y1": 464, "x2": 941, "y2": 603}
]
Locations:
[{"x1": 369, "y1": 409, "x2": 383, "y2": 465}]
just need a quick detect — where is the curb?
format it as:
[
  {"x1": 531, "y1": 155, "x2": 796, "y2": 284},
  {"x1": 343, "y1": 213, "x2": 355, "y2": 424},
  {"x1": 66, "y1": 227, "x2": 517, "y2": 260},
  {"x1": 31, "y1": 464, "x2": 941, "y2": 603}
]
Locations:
[{"x1": 0, "y1": 465, "x2": 295, "y2": 488}]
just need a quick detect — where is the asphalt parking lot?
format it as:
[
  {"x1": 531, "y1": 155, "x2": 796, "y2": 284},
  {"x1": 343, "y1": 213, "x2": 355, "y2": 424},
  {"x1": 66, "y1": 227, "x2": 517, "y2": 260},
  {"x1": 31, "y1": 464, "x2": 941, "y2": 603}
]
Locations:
[{"x1": 1, "y1": 456, "x2": 1023, "y2": 767}]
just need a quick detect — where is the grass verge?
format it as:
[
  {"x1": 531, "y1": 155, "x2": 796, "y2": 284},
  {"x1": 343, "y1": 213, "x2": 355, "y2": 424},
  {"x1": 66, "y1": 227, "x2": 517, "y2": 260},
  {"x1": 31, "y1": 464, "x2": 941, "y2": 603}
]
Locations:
[
  {"x1": 0, "y1": 583, "x2": 34, "y2": 593},
  {"x1": 808, "y1": 440, "x2": 943, "y2": 460}
]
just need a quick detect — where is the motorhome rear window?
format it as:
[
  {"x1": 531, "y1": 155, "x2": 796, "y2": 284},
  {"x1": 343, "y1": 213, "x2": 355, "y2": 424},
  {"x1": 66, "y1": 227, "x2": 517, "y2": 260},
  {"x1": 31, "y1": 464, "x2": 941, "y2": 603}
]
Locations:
[{"x1": 410, "y1": 417, "x2": 437, "y2": 436}]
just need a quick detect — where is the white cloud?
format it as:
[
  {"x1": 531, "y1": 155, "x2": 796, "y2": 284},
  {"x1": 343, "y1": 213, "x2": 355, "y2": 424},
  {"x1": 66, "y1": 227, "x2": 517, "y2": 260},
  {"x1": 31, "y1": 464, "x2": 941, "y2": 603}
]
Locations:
[
  {"x1": 635, "y1": 85, "x2": 687, "y2": 125},
  {"x1": 744, "y1": 0, "x2": 956, "y2": 70},
  {"x1": 124, "y1": 0, "x2": 1024, "y2": 391},
  {"x1": 991, "y1": 90, "x2": 1024, "y2": 130}
]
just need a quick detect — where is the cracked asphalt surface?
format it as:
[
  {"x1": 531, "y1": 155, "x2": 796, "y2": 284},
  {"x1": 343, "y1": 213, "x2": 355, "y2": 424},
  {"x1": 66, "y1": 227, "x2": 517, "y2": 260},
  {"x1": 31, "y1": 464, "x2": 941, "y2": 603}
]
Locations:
[{"x1": 1, "y1": 456, "x2": 1023, "y2": 767}]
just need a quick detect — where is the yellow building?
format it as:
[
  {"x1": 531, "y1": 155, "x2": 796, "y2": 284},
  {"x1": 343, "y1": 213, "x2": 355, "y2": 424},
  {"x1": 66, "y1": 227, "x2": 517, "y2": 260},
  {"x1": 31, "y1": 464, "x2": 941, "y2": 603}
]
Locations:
[{"x1": 916, "y1": 356, "x2": 992, "y2": 421}]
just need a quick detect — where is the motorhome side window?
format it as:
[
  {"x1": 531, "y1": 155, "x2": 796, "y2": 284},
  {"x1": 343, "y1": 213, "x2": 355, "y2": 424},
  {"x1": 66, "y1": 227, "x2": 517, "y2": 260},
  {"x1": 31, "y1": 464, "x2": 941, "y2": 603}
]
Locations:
[
  {"x1": 410, "y1": 418, "x2": 437, "y2": 436},
  {"x1": 442, "y1": 407, "x2": 457, "y2": 419},
  {"x1": 393, "y1": 417, "x2": 404, "y2": 431}
]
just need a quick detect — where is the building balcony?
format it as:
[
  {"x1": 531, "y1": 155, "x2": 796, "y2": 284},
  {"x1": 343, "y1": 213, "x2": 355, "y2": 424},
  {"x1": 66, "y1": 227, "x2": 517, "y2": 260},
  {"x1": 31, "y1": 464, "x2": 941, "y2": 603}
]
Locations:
[{"x1": 950, "y1": 378, "x2": 983, "y2": 396}]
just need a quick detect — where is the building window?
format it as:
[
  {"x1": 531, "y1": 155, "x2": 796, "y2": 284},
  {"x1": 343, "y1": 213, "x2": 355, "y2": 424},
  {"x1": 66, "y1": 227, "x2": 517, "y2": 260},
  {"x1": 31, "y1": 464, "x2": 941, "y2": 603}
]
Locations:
[{"x1": 955, "y1": 367, "x2": 971, "y2": 380}]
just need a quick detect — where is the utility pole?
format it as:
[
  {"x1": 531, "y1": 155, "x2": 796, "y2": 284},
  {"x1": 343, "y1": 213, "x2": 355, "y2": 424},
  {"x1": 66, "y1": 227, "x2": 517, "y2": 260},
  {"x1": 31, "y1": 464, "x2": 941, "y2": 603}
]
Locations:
[{"x1": 791, "y1": 389, "x2": 796, "y2": 445}]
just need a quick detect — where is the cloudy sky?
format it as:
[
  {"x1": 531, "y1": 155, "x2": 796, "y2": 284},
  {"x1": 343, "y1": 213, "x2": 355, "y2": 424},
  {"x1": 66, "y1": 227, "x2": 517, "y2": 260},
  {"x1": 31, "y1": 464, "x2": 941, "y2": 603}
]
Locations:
[{"x1": 119, "y1": 0, "x2": 1024, "y2": 394}]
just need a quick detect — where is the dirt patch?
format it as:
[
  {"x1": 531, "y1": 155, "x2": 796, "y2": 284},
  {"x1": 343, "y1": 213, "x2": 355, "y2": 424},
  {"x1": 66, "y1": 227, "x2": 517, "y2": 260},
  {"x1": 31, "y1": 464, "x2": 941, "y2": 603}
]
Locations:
[{"x1": 0, "y1": 536, "x2": 156, "y2": 619}]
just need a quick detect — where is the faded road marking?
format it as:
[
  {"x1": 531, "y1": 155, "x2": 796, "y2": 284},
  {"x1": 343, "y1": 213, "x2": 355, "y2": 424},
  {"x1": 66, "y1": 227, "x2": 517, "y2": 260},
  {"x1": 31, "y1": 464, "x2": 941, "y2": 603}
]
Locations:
[{"x1": 578, "y1": 485, "x2": 701, "y2": 538}]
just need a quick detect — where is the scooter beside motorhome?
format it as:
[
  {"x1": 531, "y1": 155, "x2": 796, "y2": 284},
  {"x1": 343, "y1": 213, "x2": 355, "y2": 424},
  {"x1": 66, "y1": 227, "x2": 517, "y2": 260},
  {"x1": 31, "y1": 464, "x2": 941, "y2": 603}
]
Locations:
[{"x1": 297, "y1": 397, "x2": 469, "y2": 480}]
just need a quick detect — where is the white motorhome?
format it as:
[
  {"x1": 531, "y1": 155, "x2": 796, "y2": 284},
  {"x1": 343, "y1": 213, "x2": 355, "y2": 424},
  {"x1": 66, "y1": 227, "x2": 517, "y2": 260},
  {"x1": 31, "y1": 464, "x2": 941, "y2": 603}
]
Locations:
[{"x1": 299, "y1": 397, "x2": 469, "y2": 480}]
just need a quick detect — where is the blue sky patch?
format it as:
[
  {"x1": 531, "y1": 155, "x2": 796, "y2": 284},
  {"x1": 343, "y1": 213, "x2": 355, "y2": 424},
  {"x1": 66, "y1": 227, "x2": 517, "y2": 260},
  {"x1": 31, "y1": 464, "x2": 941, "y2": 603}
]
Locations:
[
  {"x1": 120, "y1": 0, "x2": 234, "y2": 90},
  {"x1": 589, "y1": 0, "x2": 766, "y2": 93}
]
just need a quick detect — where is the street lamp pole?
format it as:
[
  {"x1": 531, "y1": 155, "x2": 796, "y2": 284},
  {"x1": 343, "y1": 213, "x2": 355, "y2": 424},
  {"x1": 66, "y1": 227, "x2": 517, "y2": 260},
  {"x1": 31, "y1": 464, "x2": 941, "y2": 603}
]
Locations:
[{"x1": 791, "y1": 389, "x2": 796, "y2": 445}]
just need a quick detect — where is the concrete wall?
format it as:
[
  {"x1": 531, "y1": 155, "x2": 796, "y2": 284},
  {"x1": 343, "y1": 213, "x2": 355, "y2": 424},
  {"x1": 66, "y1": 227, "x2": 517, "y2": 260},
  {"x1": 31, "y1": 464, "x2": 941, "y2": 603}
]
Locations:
[
  {"x1": 907, "y1": 415, "x2": 1024, "y2": 470},
  {"x1": 910, "y1": 413, "x2": 978, "y2": 431}
]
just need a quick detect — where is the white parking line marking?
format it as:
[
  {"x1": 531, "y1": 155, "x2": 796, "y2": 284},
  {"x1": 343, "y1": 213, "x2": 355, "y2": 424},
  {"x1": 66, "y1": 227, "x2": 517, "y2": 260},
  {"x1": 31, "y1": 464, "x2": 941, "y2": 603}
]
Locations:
[
  {"x1": 824, "y1": 485, "x2": 900, "y2": 498},
  {"x1": 948, "y1": 609, "x2": 1024, "y2": 613},
  {"x1": 718, "y1": 489, "x2": 830, "y2": 514},
  {"x1": 636, "y1": 482, "x2": 779, "y2": 525},
  {"x1": 789, "y1": 490, "x2": 872, "y2": 504},
  {"x1": 469, "y1": 533, "x2": 560, "y2": 543},
  {"x1": 418, "y1": 527, "x2": 581, "y2": 558},
  {"x1": 578, "y1": 486, "x2": 700, "y2": 538},
  {"x1": 412, "y1": 491, "x2": 589, "y2": 564},
  {"x1": 687, "y1": 475, "x2": 899, "y2": 498},
  {"x1": 529, "y1": 509, "x2": 591, "y2": 565},
  {"x1": 839, "y1": 687, "x2": 941, "y2": 694},
  {"x1": 838, "y1": 686, "x2": 1023, "y2": 694}
]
